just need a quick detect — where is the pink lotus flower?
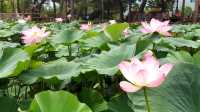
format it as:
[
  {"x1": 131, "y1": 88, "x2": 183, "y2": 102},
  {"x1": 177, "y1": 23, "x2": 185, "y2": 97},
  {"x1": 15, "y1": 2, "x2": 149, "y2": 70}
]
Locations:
[
  {"x1": 24, "y1": 15, "x2": 32, "y2": 21},
  {"x1": 17, "y1": 19, "x2": 27, "y2": 24},
  {"x1": 123, "y1": 28, "x2": 130, "y2": 38},
  {"x1": 80, "y1": 22, "x2": 92, "y2": 31},
  {"x1": 141, "y1": 18, "x2": 172, "y2": 36},
  {"x1": 118, "y1": 50, "x2": 173, "y2": 92},
  {"x1": 21, "y1": 26, "x2": 50, "y2": 45},
  {"x1": 109, "y1": 20, "x2": 117, "y2": 24},
  {"x1": 67, "y1": 14, "x2": 72, "y2": 19},
  {"x1": 55, "y1": 18, "x2": 63, "y2": 22}
]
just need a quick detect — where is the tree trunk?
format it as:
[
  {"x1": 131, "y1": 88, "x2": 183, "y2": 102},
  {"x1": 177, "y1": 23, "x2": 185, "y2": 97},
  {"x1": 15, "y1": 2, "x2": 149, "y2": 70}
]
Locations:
[
  {"x1": 193, "y1": 0, "x2": 199, "y2": 22},
  {"x1": 128, "y1": 0, "x2": 132, "y2": 22},
  {"x1": 38, "y1": 0, "x2": 47, "y2": 14},
  {"x1": 181, "y1": 0, "x2": 185, "y2": 21},
  {"x1": 12, "y1": 0, "x2": 15, "y2": 12},
  {"x1": 0, "y1": 0, "x2": 3, "y2": 13},
  {"x1": 13, "y1": 0, "x2": 19, "y2": 18},
  {"x1": 101, "y1": 0, "x2": 104, "y2": 22},
  {"x1": 160, "y1": 0, "x2": 166, "y2": 12},
  {"x1": 52, "y1": 0, "x2": 57, "y2": 18},
  {"x1": 33, "y1": 0, "x2": 38, "y2": 4},
  {"x1": 84, "y1": 0, "x2": 88, "y2": 18},
  {"x1": 139, "y1": 0, "x2": 147, "y2": 13},
  {"x1": 65, "y1": 0, "x2": 69, "y2": 17},
  {"x1": 70, "y1": 0, "x2": 74, "y2": 20},
  {"x1": 16, "y1": 0, "x2": 20, "y2": 13},
  {"x1": 139, "y1": 0, "x2": 147, "y2": 20},
  {"x1": 175, "y1": 0, "x2": 179, "y2": 12},
  {"x1": 59, "y1": 0, "x2": 63, "y2": 17},
  {"x1": 117, "y1": 0, "x2": 124, "y2": 21}
]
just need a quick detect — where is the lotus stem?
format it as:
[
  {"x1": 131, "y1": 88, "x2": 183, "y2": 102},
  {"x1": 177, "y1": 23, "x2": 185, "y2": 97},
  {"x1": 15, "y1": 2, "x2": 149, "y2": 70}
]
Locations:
[
  {"x1": 144, "y1": 87, "x2": 151, "y2": 112},
  {"x1": 68, "y1": 45, "x2": 72, "y2": 58}
]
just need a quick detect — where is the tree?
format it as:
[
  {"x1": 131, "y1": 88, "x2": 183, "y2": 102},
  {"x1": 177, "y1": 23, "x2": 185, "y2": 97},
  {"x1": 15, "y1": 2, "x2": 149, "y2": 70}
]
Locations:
[
  {"x1": 116, "y1": 0, "x2": 124, "y2": 21},
  {"x1": 181, "y1": 0, "x2": 185, "y2": 21},
  {"x1": 139, "y1": 0, "x2": 147, "y2": 20},
  {"x1": 69, "y1": 0, "x2": 74, "y2": 20},
  {"x1": 52, "y1": 0, "x2": 57, "y2": 17},
  {"x1": 193, "y1": 0, "x2": 199, "y2": 22}
]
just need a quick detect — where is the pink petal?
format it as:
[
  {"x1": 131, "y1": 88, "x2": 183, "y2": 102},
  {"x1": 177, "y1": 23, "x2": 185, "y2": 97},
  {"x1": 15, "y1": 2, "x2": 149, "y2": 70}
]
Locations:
[
  {"x1": 159, "y1": 63, "x2": 174, "y2": 76},
  {"x1": 131, "y1": 57, "x2": 142, "y2": 66},
  {"x1": 42, "y1": 32, "x2": 50, "y2": 38},
  {"x1": 22, "y1": 30, "x2": 30, "y2": 36},
  {"x1": 160, "y1": 32, "x2": 172, "y2": 37},
  {"x1": 120, "y1": 81, "x2": 142, "y2": 92},
  {"x1": 55, "y1": 18, "x2": 63, "y2": 22},
  {"x1": 162, "y1": 20, "x2": 170, "y2": 26},
  {"x1": 151, "y1": 18, "x2": 163, "y2": 25},
  {"x1": 141, "y1": 22, "x2": 148, "y2": 28},
  {"x1": 118, "y1": 60, "x2": 143, "y2": 84},
  {"x1": 22, "y1": 36, "x2": 38, "y2": 44},
  {"x1": 158, "y1": 26, "x2": 172, "y2": 35},
  {"x1": 80, "y1": 24, "x2": 90, "y2": 30},
  {"x1": 141, "y1": 22, "x2": 152, "y2": 33},
  {"x1": 150, "y1": 18, "x2": 161, "y2": 30},
  {"x1": 21, "y1": 26, "x2": 49, "y2": 45},
  {"x1": 123, "y1": 29, "x2": 129, "y2": 37},
  {"x1": 140, "y1": 28, "x2": 151, "y2": 33},
  {"x1": 32, "y1": 26, "x2": 40, "y2": 31},
  {"x1": 146, "y1": 73, "x2": 165, "y2": 87},
  {"x1": 134, "y1": 69, "x2": 148, "y2": 86},
  {"x1": 150, "y1": 18, "x2": 158, "y2": 25},
  {"x1": 142, "y1": 51, "x2": 162, "y2": 84},
  {"x1": 24, "y1": 15, "x2": 32, "y2": 21},
  {"x1": 143, "y1": 51, "x2": 160, "y2": 70},
  {"x1": 158, "y1": 26, "x2": 172, "y2": 36},
  {"x1": 141, "y1": 19, "x2": 172, "y2": 36},
  {"x1": 160, "y1": 26, "x2": 172, "y2": 32},
  {"x1": 118, "y1": 61, "x2": 134, "y2": 83},
  {"x1": 143, "y1": 50, "x2": 153, "y2": 58}
]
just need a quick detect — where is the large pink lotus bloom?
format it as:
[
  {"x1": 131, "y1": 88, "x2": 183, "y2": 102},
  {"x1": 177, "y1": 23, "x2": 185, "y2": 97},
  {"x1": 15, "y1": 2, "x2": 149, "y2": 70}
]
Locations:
[
  {"x1": 118, "y1": 50, "x2": 173, "y2": 92},
  {"x1": 55, "y1": 18, "x2": 63, "y2": 22},
  {"x1": 80, "y1": 22, "x2": 92, "y2": 31},
  {"x1": 141, "y1": 18, "x2": 172, "y2": 36},
  {"x1": 21, "y1": 26, "x2": 50, "y2": 45}
]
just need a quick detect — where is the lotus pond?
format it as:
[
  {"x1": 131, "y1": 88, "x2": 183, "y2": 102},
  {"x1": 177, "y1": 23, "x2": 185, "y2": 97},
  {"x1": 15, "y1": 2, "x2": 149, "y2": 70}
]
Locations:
[{"x1": 0, "y1": 19, "x2": 200, "y2": 112}]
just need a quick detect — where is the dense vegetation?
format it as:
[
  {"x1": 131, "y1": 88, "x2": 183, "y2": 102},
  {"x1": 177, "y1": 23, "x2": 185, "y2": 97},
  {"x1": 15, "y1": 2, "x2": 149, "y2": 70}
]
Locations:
[
  {"x1": 0, "y1": 18, "x2": 200, "y2": 112},
  {"x1": 0, "y1": 0, "x2": 195, "y2": 22}
]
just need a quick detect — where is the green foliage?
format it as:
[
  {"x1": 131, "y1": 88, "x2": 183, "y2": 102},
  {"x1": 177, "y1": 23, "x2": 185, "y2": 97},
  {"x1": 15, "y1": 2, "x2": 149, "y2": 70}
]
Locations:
[
  {"x1": 0, "y1": 21, "x2": 200, "y2": 112},
  {"x1": 0, "y1": 96, "x2": 18, "y2": 112},
  {"x1": 29, "y1": 91, "x2": 92, "y2": 112},
  {"x1": 163, "y1": 38, "x2": 200, "y2": 48},
  {"x1": 79, "y1": 31, "x2": 109, "y2": 48},
  {"x1": 104, "y1": 23, "x2": 129, "y2": 41},
  {"x1": 51, "y1": 30, "x2": 84, "y2": 44},
  {"x1": 78, "y1": 89, "x2": 108, "y2": 112},
  {"x1": 108, "y1": 94, "x2": 133, "y2": 112},
  {"x1": 165, "y1": 51, "x2": 200, "y2": 68},
  {"x1": 184, "y1": 6, "x2": 193, "y2": 17},
  {"x1": 19, "y1": 59, "x2": 81, "y2": 84},
  {"x1": 0, "y1": 48, "x2": 30, "y2": 78},
  {"x1": 84, "y1": 44, "x2": 134, "y2": 75}
]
